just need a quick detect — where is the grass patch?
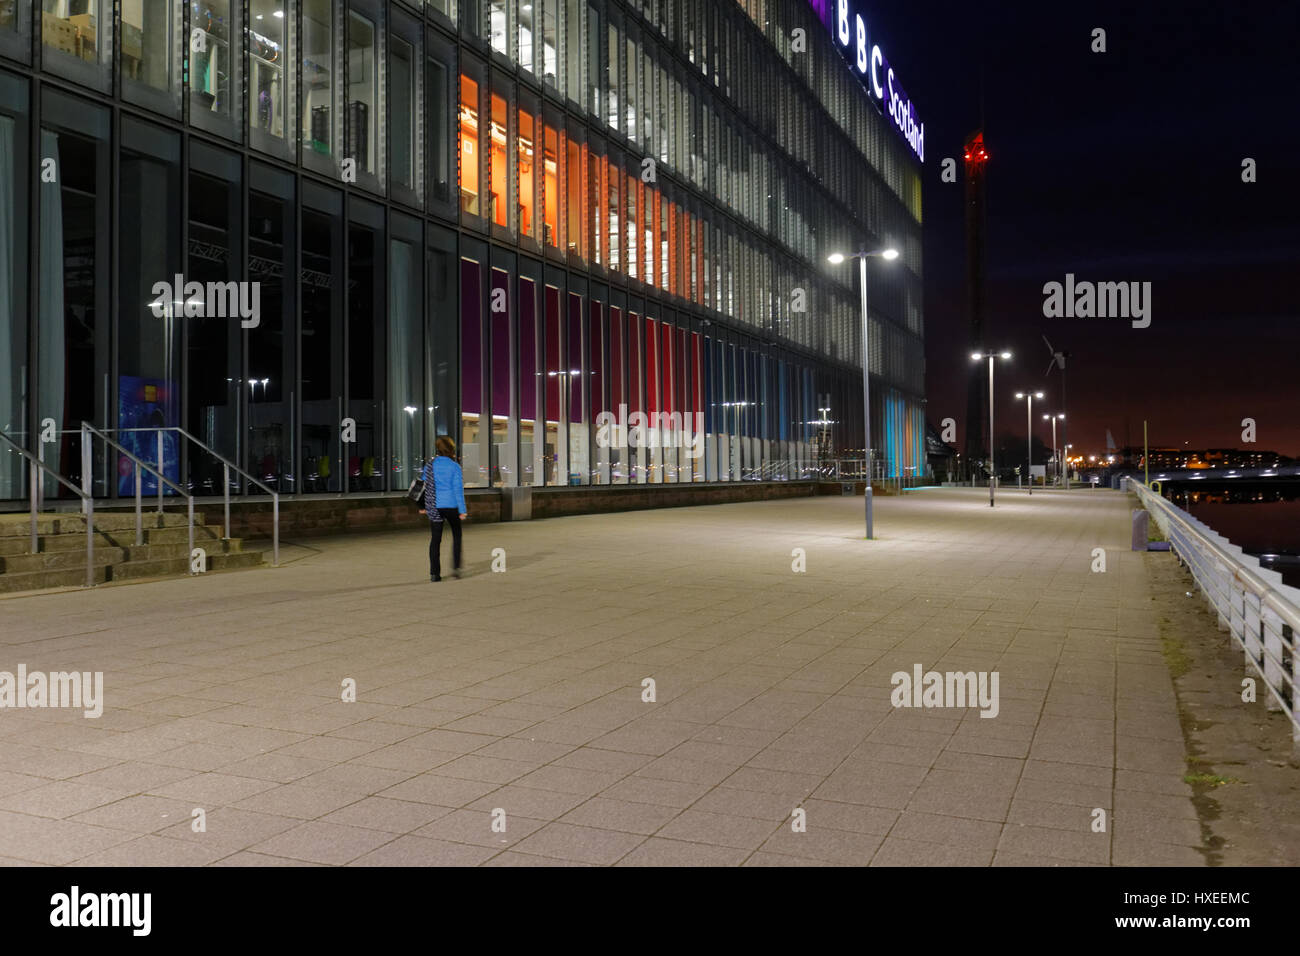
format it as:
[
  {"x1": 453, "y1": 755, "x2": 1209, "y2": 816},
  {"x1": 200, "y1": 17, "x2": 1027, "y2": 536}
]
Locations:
[
  {"x1": 1162, "y1": 631, "x2": 1192, "y2": 679},
  {"x1": 1183, "y1": 772, "x2": 1241, "y2": 788}
]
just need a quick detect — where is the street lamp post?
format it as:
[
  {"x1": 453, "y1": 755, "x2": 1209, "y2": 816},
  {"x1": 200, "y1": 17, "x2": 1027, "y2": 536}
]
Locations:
[
  {"x1": 828, "y1": 246, "x2": 899, "y2": 539},
  {"x1": 1043, "y1": 413, "x2": 1063, "y2": 485},
  {"x1": 1015, "y1": 391, "x2": 1043, "y2": 494},
  {"x1": 972, "y1": 350, "x2": 1012, "y2": 506}
]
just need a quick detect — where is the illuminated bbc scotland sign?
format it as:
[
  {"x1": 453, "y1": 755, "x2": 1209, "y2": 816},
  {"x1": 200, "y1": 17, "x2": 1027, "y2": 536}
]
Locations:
[{"x1": 809, "y1": 0, "x2": 925, "y2": 163}]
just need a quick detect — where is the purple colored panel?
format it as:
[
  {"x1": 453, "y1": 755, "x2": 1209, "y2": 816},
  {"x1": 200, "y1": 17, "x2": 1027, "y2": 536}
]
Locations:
[
  {"x1": 545, "y1": 286, "x2": 560, "y2": 422},
  {"x1": 490, "y1": 269, "x2": 510, "y2": 417},
  {"x1": 519, "y1": 278, "x2": 537, "y2": 421},
  {"x1": 460, "y1": 259, "x2": 481, "y2": 416}
]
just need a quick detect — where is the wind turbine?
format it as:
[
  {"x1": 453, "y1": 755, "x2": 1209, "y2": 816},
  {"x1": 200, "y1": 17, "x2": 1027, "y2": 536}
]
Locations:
[{"x1": 1043, "y1": 335, "x2": 1069, "y2": 488}]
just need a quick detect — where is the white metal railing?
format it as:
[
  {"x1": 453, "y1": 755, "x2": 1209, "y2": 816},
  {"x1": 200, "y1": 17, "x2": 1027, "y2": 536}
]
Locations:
[
  {"x1": 0, "y1": 431, "x2": 98, "y2": 588},
  {"x1": 109, "y1": 426, "x2": 280, "y2": 567},
  {"x1": 82, "y1": 423, "x2": 196, "y2": 572},
  {"x1": 1131, "y1": 478, "x2": 1300, "y2": 741}
]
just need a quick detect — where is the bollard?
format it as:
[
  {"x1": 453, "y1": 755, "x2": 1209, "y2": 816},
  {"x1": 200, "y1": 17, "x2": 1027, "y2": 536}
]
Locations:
[{"x1": 1132, "y1": 509, "x2": 1149, "y2": 551}]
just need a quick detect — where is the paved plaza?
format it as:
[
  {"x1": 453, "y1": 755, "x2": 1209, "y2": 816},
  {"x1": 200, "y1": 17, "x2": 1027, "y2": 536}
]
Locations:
[{"x1": 0, "y1": 488, "x2": 1205, "y2": 866}]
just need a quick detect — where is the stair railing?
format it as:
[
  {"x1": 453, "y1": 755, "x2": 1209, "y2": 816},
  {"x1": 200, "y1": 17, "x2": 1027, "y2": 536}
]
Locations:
[
  {"x1": 0, "y1": 430, "x2": 97, "y2": 588},
  {"x1": 110, "y1": 426, "x2": 280, "y2": 567},
  {"x1": 81, "y1": 423, "x2": 196, "y2": 573}
]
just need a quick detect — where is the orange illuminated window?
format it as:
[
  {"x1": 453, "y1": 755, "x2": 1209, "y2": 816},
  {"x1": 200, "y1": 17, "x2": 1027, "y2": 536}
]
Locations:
[
  {"x1": 586, "y1": 146, "x2": 600, "y2": 265},
  {"x1": 625, "y1": 173, "x2": 637, "y2": 278},
  {"x1": 657, "y1": 194, "x2": 667, "y2": 290},
  {"x1": 566, "y1": 136, "x2": 584, "y2": 257},
  {"x1": 459, "y1": 75, "x2": 480, "y2": 217},
  {"x1": 543, "y1": 123, "x2": 559, "y2": 247},
  {"x1": 668, "y1": 203, "x2": 678, "y2": 296},
  {"x1": 489, "y1": 93, "x2": 508, "y2": 227},
  {"x1": 606, "y1": 157, "x2": 619, "y2": 270},
  {"x1": 518, "y1": 110, "x2": 536, "y2": 240},
  {"x1": 642, "y1": 182, "x2": 654, "y2": 288}
]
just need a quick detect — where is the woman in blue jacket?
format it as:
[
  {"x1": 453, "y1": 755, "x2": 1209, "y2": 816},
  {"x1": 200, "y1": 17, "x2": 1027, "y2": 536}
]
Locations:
[{"x1": 419, "y1": 435, "x2": 469, "y2": 581}]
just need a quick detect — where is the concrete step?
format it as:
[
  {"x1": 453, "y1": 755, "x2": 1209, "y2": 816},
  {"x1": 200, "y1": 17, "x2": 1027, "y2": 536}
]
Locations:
[
  {"x1": 210, "y1": 550, "x2": 265, "y2": 571},
  {"x1": 0, "y1": 547, "x2": 128, "y2": 574},
  {"x1": 0, "y1": 565, "x2": 111, "y2": 593},
  {"x1": 142, "y1": 525, "x2": 231, "y2": 545},
  {"x1": 124, "y1": 540, "x2": 242, "y2": 561},
  {"x1": 33, "y1": 531, "x2": 129, "y2": 553}
]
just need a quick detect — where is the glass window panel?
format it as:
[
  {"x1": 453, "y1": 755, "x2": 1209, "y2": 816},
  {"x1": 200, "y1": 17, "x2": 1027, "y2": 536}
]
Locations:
[
  {"x1": 626, "y1": 310, "x2": 642, "y2": 481},
  {"x1": 605, "y1": 21, "x2": 618, "y2": 130},
  {"x1": 186, "y1": 160, "x2": 243, "y2": 485},
  {"x1": 586, "y1": 143, "x2": 601, "y2": 265},
  {"x1": 517, "y1": 0, "x2": 534, "y2": 72},
  {"x1": 248, "y1": 176, "x2": 296, "y2": 493},
  {"x1": 542, "y1": 121, "x2": 559, "y2": 247},
  {"x1": 42, "y1": 0, "x2": 111, "y2": 78},
  {"x1": 118, "y1": 120, "x2": 182, "y2": 496},
  {"x1": 119, "y1": 0, "x2": 180, "y2": 106},
  {"x1": 518, "y1": 109, "x2": 537, "y2": 241},
  {"x1": 249, "y1": 0, "x2": 287, "y2": 140},
  {"x1": 519, "y1": 276, "x2": 539, "y2": 485},
  {"x1": 490, "y1": 268, "x2": 513, "y2": 485},
  {"x1": 458, "y1": 73, "x2": 480, "y2": 216},
  {"x1": 586, "y1": 2, "x2": 600, "y2": 116},
  {"x1": 567, "y1": 292, "x2": 586, "y2": 483},
  {"x1": 388, "y1": 236, "x2": 421, "y2": 490},
  {"x1": 543, "y1": 285, "x2": 561, "y2": 483},
  {"x1": 390, "y1": 33, "x2": 416, "y2": 192},
  {"x1": 565, "y1": 0, "x2": 581, "y2": 102},
  {"x1": 346, "y1": 9, "x2": 380, "y2": 180},
  {"x1": 605, "y1": 154, "x2": 619, "y2": 270},
  {"x1": 541, "y1": 0, "x2": 557, "y2": 85},
  {"x1": 460, "y1": 258, "x2": 486, "y2": 485},
  {"x1": 566, "y1": 133, "x2": 584, "y2": 257},
  {"x1": 38, "y1": 105, "x2": 111, "y2": 497},
  {"x1": 190, "y1": 0, "x2": 240, "y2": 123},
  {"x1": 302, "y1": 0, "x2": 336, "y2": 158},
  {"x1": 300, "y1": 201, "x2": 342, "y2": 493},
  {"x1": 489, "y1": 92, "x2": 508, "y2": 227},
  {"x1": 346, "y1": 221, "x2": 383, "y2": 490},
  {"x1": 608, "y1": 305, "x2": 625, "y2": 483},
  {"x1": 427, "y1": 52, "x2": 450, "y2": 204},
  {"x1": 624, "y1": 173, "x2": 636, "y2": 279},
  {"x1": 624, "y1": 36, "x2": 636, "y2": 141},
  {"x1": 489, "y1": 0, "x2": 506, "y2": 55},
  {"x1": 0, "y1": 91, "x2": 26, "y2": 499}
]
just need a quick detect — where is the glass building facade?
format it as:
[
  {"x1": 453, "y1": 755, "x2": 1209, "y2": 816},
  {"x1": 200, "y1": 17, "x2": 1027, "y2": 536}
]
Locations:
[{"x1": 0, "y1": 0, "x2": 925, "y2": 502}]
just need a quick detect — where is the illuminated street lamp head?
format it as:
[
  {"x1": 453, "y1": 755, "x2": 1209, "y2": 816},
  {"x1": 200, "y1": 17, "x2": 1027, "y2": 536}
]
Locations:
[
  {"x1": 827, "y1": 253, "x2": 845, "y2": 264},
  {"x1": 1034, "y1": 391, "x2": 1043, "y2": 399},
  {"x1": 1000, "y1": 351, "x2": 1013, "y2": 359},
  {"x1": 880, "y1": 248, "x2": 900, "y2": 260},
  {"x1": 1015, "y1": 392, "x2": 1025, "y2": 399}
]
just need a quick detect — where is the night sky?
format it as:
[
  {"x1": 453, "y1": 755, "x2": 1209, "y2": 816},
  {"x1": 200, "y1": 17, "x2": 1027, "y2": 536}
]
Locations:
[{"x1": 857, "y1": 0, "x2": 1300, "y2": 458}]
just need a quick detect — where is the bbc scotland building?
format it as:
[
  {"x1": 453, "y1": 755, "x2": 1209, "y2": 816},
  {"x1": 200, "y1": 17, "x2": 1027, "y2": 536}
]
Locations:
[{"x1": 0, "y1": 0, "x2": 926, "y2": 505}]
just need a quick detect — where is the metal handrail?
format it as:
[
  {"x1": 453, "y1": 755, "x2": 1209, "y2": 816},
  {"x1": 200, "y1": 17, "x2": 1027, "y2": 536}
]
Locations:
[
  {"x1": 0, "y1": 431, "x2": 98, "y2": 588},
  {"x1": 1132, "y1": 479, "x2": 1300, "y2": 741},
  {"x1": 81, "y1": 423, "x2": 196, "y2": 574},
  {"x1": 109, "y1": 426, "x2": 279, "y2": 567}
]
